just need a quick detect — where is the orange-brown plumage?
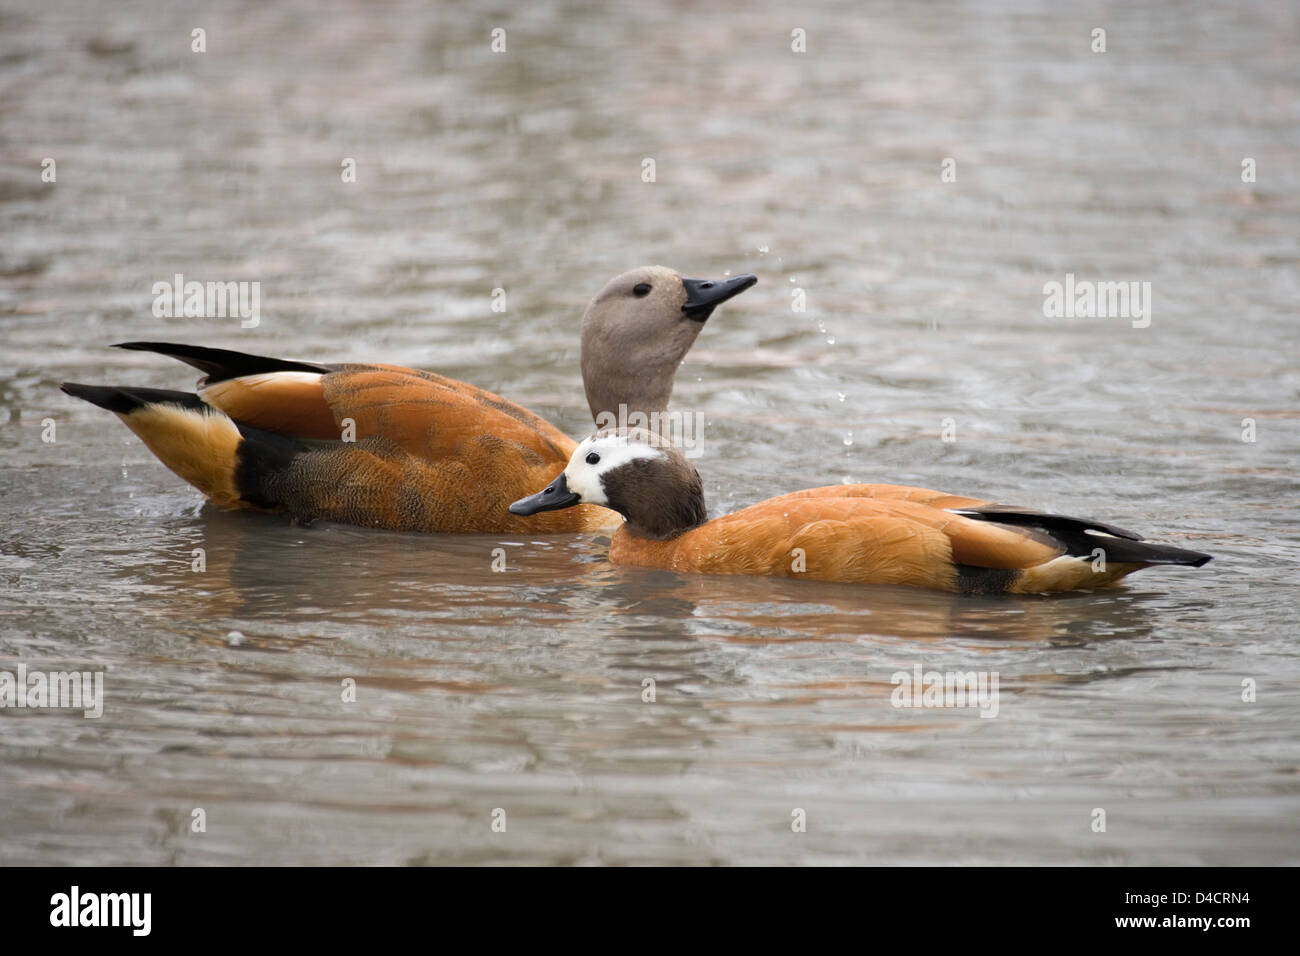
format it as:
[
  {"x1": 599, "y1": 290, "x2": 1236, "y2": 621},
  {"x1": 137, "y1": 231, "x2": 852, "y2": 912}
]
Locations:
[
  {"x1": 510, "y1": 430, "x2": 1214, "y2": 595},
  {"x1": 612, "y1": 498, "x2": 961, "y2": 590},
  {"x1": 199, "y1": 363, "x2": 601, "y2": 532},
  {"x1": 609, "y1": 495, "x2": 1070, "y2": 591}
]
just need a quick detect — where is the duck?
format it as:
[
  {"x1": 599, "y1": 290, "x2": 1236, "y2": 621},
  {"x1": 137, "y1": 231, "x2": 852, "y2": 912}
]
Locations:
[
  {"x1": 60, "y1": 267, "x2": 758, "y2": 533},
  {"x1": 508, "y1": 429, "x2": 1213, "y2": 595}
]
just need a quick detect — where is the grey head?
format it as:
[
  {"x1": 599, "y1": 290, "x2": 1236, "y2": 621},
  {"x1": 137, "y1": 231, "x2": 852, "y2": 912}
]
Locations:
[
  {"x1": 580, "y1": 266, "x2": 757, "y2": 428},
  {"x1": 508, "y1": 427, "x2": 707, "y2": 540}
]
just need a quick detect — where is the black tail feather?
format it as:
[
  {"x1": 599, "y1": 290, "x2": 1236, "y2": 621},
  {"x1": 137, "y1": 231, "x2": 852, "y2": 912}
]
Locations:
[
  {"x1": 1119, "y1": 542, "x2": 1213, "y2": 568},
  {"x1": 954, "y1": 506, "x2": 1145, "y2": 541},
  {"x1": 952, "y1": 506, "x2": 1212, "y2": 568},
  {"x1": 61, "y1": 382, "x2": 207, "y2": 414},
  {"x1": 114, "y1": 342, "x2": 329, "y2": 384}
]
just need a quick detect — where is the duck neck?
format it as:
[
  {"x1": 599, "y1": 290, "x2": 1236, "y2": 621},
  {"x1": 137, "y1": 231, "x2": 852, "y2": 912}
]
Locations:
[
  {"x1": 583, "y1": 373, "x2": 673, "y2": 436},
  {"x1": 622, "y1": 512, "x2": 703, "y2": 541},
  {"x1": 581, "y1": 321, "x2": 696, "y2": 437},
  {"x1": 603, "y1": 469, "x2": 708, "y2": 541}
]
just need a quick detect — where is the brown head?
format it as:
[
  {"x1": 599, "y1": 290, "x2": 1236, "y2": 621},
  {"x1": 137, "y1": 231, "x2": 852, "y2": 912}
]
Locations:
[
  {"x1": 580, "y1": 266, "x2": 756, "y2": 427},
  {"x1": 508, "y1": 428, "x2": 707, "y2": 540}
]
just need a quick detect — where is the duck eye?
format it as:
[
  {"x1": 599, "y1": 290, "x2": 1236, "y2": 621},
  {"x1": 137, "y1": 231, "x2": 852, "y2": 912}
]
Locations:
[
  {"x1": 585, "y1": 452, "x2": 601, "y2": 465},
  {"x1": 632, "y1": 283, "x2": 651, "y2": 297}
]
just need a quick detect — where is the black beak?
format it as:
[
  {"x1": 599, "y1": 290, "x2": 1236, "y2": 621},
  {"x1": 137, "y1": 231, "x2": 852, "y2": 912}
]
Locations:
[
  {"x1": 509, "y1": 472, "x2": 581, "y2": 516},
  {"x1": 681, "y1": 273, "x2": 758, "y2": 321}
]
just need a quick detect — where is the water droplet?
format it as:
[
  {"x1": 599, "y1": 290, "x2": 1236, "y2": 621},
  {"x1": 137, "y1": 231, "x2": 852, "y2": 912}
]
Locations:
[
  {"x1": 226, "y1": 630, "x2": 246, "y2": 646},
  {"x1": 757, "y1": 245, "x2": 769, "y2": 254},
  {"x1": 826, "y1": 336, "x2": 835, "y2": 345},
  {"x1": 843, "y1": 432, "x2": 853, "y2": 446},
  {"x1": 837, "y1": 392, "x2": 847, "y2": 402}
]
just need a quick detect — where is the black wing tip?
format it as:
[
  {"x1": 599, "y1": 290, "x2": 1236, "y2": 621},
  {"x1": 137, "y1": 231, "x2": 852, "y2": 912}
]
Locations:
[
  {"x1": 61, "y1": 381, "x2": 102, "y2": 402},
  {"x1": 108, "y1": 342, "x2": 329, "y2": 382},
  {"x1": 1114, "y1": 543, "x2": 1213, "y2": 568},
  {"x1": 959, "y1": 506, "x2": 1145, "y2": 542},
  {"x1": 1129, "y1": 542, "x2": 1213, "y2": 568},
  {"x1": 61, "y1": 382, "x2": 205, "y2": 414},
  {"x1": 61, "y1": 381, "x2": 128, "y2": 412}
]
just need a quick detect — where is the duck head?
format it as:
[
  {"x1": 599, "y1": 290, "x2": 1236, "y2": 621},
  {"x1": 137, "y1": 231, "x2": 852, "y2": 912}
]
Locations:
[
  {"x1": 580, "y1": 267, "x2": 756, "y2": 427},
  {"x1": 509, "y1": 427, "x2": 707, "y2": 540}
]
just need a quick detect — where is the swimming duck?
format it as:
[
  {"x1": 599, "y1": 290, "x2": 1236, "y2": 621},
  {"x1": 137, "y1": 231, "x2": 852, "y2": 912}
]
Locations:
[
  {"x1": 509, "y1": 429, "x2": 1213, "y2": 594},
  {"x1": 61, "y1": 267, "x2": 757, "y2": 533}
]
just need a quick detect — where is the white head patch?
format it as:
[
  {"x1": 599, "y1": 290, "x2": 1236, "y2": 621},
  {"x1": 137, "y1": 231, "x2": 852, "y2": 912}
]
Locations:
[{"x1": 563, "y1": 433, "x2": 665, "y2": 505}]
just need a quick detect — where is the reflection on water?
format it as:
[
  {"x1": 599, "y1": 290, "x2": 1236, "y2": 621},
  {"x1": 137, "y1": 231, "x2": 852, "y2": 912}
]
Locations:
[{"x1": 2, "y1": 0, "x2": 1298, "y2": 864}]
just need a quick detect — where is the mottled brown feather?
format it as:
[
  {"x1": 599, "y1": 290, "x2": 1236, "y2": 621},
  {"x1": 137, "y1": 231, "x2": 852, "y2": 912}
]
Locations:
[{"x1": 200, "y1": 365, "x2": 612, "y2": 532}]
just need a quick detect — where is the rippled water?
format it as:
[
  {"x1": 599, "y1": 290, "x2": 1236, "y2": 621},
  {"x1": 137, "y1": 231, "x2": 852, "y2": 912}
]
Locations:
[{"x1": 2, "y1": 0, "x2": 1298, "y2": 864}]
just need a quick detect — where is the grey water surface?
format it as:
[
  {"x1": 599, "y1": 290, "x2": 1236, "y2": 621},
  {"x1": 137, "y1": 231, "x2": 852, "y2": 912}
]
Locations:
[{"x1": 1, "y1": 0, "x2": 1298, "y2": 864}]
